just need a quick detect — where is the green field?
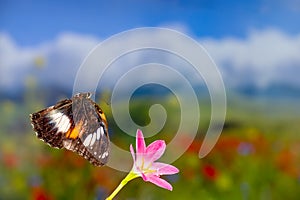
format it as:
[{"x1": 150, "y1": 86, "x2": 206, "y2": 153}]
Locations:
[{"x1": 0, "y1": 87, "x2": 299, "y2": 200}]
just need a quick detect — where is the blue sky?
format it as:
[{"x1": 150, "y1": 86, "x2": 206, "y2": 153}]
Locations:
[
  {"x1": 1, "y1": 0, "x2": 299, "y2": 46},
  {"x1": 1, "y1": 0, "x2": 300, "y2": 94}
]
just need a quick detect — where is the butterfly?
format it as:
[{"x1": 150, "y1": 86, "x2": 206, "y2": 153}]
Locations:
[{"x1": 30, "y1": 92, "x2": 109, "y2": 166}]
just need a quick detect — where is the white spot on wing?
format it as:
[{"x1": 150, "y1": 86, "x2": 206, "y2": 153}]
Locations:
[
  {"x1": 101, "y1": 151, "x2": 109, "y2": 159},
  {"x1": 49, "y1": 111, "x2": 71, "y2": 133},
  {"x1": 49, "y1": 112, "x2": 63, "y2": 120},
  {"x1": 100, "y1": 126, "x2": 105, "y2": 136},
  {"x1": 96, "y1": 128, "x2": 100, "y2": 140},
  {"x1": 90, "y1": 132, "x2": 96, "y2": 146},
  {"x1": 58, "y1": 116, "x2": 71, "y2": 133},
  {"x1": 63, "y1": 140, "x2": 72, "y2": 150},
  {"x1": 83, "y1": 134, "x2": 93, "y2": 146}
]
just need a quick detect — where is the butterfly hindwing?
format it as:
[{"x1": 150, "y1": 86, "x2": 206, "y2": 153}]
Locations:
[{"x1": 63, "y1": 94, "x2": 110, "y2": 166}]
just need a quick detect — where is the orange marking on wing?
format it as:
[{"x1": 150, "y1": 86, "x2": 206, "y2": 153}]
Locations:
[
  {"x1": 67, "y1": 121, "x2": 83, "y2": 139},
  {"x1": 99, "y1": 112, "x2": 108, "y2": 126},
  {"x1": 100, "y1": 112, "x2": 107, "y2": 122}
]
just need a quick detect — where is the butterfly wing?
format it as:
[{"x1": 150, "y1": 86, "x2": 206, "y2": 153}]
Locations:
[
  {"x1": 30, "y1": 93, "x2": 110, "y2": 166},
  {"x1": 63, "y1": 95, "x2": 110, "y2": 166},
  {"x1": 30, "y1": 99, "x2": 73, "y2": 148}
]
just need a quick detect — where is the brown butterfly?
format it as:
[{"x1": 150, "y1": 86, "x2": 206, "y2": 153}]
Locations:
[{"x1": 30, "y1": 93, "x2": 109, "y2": 166}]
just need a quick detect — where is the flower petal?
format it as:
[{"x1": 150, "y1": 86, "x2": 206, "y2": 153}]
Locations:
[
  {"x1": 144, "y1": 140, "x2": 166, "y2": 165},
  {"x1": 136, "y1": 129, "x2": 146, "y2": 154},
  {"x1": 145, "y1": 174, "x2": 173, "y2": 191},
  {"x1": 135, "y1": 129, "x2": 146, "y2": 166},
  {"x1": 140, "y1": 171, "x2": 148, "y2": 181},
  {"x1": 130, "y1": 144, "x2": 136, "y2": 162},
  {"x1": 150, "y1": 162, "x2": 179, "y2": 175}
]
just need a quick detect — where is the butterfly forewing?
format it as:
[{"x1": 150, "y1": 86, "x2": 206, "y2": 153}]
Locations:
[{"x1": 30, "y1": 99, "x2": 73, "y2": 148}]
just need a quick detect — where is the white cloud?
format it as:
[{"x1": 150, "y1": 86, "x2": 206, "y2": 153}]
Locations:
[
  {"x1": 0, "y1": 33, "x2": 36, "y2": 89},
  {"x1": 0, "y1": 32, "x2": 99, "y2": 91},
  {"x1": 1, "y1": 28, "x2": 300, "y2": 94},
  {"x1": 201, "y1": 29, "x2": 300, "y2": 88}
]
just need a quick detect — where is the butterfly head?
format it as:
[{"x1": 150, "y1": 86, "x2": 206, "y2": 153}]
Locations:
[{"x1": 74, "y1": 92, "x2": 92, "y2": 99}]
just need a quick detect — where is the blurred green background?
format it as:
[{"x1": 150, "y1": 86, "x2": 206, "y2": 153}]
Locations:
[
  {"x1": 1, "y1": 82, "x2": 300, "y2": 199},
  {"x1": 1, "y1": 1, "x2": 300, "y2": 200}
]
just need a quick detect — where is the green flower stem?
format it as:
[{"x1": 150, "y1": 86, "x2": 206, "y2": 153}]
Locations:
[{"x1": 106, "y1": 171, "x2": 139, "y2": 200}]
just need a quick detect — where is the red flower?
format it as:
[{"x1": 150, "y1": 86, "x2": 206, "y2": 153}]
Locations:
[
  {"x1": 202, "y1": 164, "x2": 218, "y2": 180},
  {"x1": 3, "y1": 152, "x2": 19, "y2": 168},
  {"x1": 31, "y1": 187, "x2": 52, "y2": 200}
]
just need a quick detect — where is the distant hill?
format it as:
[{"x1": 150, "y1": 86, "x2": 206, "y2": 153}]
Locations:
[{"x1": 1, "y1": 82, "x2": 299, "y2": 103}]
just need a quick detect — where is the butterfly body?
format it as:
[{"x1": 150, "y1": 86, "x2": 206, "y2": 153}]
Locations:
[{"x1": 30, "y1": 93, "x2": 109, "y2": 166}]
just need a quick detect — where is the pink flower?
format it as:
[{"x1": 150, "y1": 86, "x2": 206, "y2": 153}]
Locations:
[
  {"x1": 130, "y1": 129, "x2": 179, "y2": 191},
  {"x1": 106, "y1": 129, "x2": 179, "y2": 200}
]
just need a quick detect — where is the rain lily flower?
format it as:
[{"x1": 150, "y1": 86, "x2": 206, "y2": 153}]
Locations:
[{"x1": 106, "y1": 129, "x2": 179, "y2": 200}]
